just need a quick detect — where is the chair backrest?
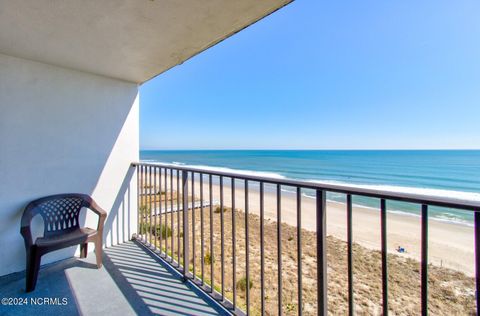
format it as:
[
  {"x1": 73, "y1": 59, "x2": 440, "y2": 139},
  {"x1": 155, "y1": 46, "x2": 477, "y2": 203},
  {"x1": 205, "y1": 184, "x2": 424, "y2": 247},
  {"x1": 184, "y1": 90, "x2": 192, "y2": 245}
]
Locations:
[{"x1": 22, "y1": 194, "x2": 89, "y2": 237}]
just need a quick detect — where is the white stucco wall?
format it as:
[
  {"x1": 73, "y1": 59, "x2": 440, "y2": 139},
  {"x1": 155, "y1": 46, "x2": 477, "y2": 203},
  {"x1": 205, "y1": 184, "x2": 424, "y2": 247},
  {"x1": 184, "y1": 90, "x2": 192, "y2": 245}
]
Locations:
[{"x1": 0, "y1": 53, "x2": 139, "y2": 276}]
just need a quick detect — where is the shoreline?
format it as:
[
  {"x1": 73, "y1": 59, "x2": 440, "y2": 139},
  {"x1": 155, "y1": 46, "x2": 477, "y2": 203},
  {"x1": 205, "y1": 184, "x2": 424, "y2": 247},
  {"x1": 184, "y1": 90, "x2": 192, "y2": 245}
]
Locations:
[
  {"x1": 143, "y1": 173, "x2": 475, "y2": 276},
  {"x1": 140, "y1": 161, "x2": 477, "y2": 227},
  {"x1": 306, "y1": 196, "x2": 474, "y2": 228}
]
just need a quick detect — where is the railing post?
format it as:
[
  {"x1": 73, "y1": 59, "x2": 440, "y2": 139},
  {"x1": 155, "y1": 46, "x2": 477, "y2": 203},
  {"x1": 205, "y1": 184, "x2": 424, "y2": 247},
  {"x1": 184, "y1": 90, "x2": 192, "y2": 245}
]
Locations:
[
  {"x1": 381, "y1": 199, "x2": 388, "y2": 316},
  {"x1": 475, "y1": 211, "x2": 480, "y2": 316},
  {"x1": 316, "y1": 189, "x2": 327, "y2": 315},
  {"x1": 297, "y1": 187, "x2": 303, "y2": 316},
  {"x1": 182, "y1": 170, "x2": 189, "y2": 280},
  {"x1": 136, "y1": 164, "x2": 141, "y2": 240},
  {"x1": 347, "y1": 195, "x2": 354, "y2": 316},
  {"x1": 421, "y1": 204, "x2": 428, "y2": 316}
]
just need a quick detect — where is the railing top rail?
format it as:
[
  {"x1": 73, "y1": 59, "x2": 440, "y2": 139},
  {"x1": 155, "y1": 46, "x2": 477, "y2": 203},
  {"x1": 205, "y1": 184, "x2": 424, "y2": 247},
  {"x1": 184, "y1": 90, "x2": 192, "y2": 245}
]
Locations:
[{"x1": 132, "y1": 162, "x2": 480, "y2": 211}]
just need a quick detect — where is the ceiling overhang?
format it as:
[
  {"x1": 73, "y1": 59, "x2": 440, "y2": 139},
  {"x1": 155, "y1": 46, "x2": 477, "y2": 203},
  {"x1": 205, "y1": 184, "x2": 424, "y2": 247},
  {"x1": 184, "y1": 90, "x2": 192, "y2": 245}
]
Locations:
[{"x1": 0, "y1": 0, "x2": 292, "y2": 83}]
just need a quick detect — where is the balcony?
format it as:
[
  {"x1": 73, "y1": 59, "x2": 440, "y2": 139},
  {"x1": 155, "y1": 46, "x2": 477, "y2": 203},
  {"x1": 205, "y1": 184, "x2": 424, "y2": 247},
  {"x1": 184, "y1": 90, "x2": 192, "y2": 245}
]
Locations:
[{"x1": 1, "y1": 163, "x2": 479, "y2": 315}]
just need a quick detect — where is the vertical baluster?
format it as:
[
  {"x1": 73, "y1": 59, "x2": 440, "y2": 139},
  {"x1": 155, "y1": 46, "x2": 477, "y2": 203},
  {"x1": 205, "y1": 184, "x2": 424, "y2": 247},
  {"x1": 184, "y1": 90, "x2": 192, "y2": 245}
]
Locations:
[
  {"x1": 146, "y1": 166, "x2": 149, "y2": 244},
  {"x1": 220, "y1": 176, "x2": 225, "y2": 299},
  {"x1": 201, "y1": 173, "x2": 205, "y2": 285},
  {"x1": 142, "y1": 165, "x2": 145, "y2": 241},
  {"x1": 192, "y1": 172, "x2": 196, "y2": 279},
  {"x1": 149, "y1": 166, "x2": 153, "y2": 246},
  {"x1": 381, "y1": 199, "x2": 388, "y2": 316},
  {"x1": 157, "y1": 168, "x2": 167, "y2": 256},
  {"x1": 245, "y1": 180, "x2": 250, "y2": 315},
  {"x1": 421, "y1": 204, "x2": 428, "y2": 316},
  {"x1": 144, "y1": 165, "x2": 147, "y2": 241},
  {"x1": 141, "y1": 165, "x2": 144, "y2": 241},
  {"x1": 138, "y1": 165, "x2": 141, "y2": 240},
  {"x1": 297, "y1": 187, "x2": 302, "y2": 316},
  {"x1": 475, "y1": 211, "x2": 480, "y2": 316},
  {"x1": 171, "y1": 169, "x2": 174, "y2": 262},
  {"x1": 316, "y1": 190, "x2": 327, "y2": 315},
  {"x1": 260, "y1": 182, "x2": 265, "y2": 315},
  {"x1": 232, "y1": 178, "x2": 237, "y2": 309},
  {"x1": 145, "y1": 165, "x2": 148, "y2": 243},
  {"x1": 146, "y1": 166, "x2": 149, "y2": 243},
  {"x1": 210, "y1": 174, "x2": 214, "y2": 293},
  {"x1": 347, "y1": 194, "x2": 354, "y2": 316},
  {"x1": 165, "y1": 168, "x2": 168, "y2": 256},
  {"x1": 177, "y1": 169, "x2": 180, "y2": 265},
  {"x1": 182, "y1": 170, "x2": 189, "y2": 278},
  {"x1": 154, "y1": 167, "x2": 157, "y2": 249},
  {"x1": 277, "y1": 184, "x2": 283, "y2": 315}
]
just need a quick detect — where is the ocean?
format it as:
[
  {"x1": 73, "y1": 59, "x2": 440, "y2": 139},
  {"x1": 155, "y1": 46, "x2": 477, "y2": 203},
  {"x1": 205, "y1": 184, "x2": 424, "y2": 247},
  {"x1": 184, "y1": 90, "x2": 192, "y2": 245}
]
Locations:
[{"x1": 140, "y1": 150, "x2": 480, "y2": 226}]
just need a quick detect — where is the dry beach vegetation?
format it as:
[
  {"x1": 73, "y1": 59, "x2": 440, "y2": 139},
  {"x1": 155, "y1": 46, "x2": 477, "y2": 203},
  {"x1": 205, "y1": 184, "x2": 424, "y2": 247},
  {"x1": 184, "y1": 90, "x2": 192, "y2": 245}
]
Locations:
[{"x1": 139, "y1": 185, "x2": 475, "y2": 315}]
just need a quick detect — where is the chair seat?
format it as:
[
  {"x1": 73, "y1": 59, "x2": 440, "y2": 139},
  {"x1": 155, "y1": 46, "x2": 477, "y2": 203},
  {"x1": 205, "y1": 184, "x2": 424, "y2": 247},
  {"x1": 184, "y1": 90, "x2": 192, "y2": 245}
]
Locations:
[{"x1": 35, "y1": 227, "x2": 97, "y2": 248}]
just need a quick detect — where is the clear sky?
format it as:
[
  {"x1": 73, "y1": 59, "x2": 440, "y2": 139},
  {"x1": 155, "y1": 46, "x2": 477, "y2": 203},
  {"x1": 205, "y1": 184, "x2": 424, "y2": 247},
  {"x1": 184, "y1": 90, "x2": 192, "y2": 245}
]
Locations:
[{"x1": 140, "y1": 0, "x2": 480, "y2": 150}]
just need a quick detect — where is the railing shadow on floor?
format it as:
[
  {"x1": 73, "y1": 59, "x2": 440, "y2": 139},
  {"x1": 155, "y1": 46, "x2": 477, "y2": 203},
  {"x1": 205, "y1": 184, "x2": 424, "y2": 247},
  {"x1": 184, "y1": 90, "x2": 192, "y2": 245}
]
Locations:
[{"x1": 101, "y1": 241, "x2": 227, "y2": 316}]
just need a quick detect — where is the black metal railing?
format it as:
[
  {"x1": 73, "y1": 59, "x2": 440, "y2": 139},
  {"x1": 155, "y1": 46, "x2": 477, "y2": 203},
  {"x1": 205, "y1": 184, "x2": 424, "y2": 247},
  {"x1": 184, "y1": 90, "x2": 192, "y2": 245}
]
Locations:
[{"x1": 131, "y1": 162, "x2": 480, "y2": 315}]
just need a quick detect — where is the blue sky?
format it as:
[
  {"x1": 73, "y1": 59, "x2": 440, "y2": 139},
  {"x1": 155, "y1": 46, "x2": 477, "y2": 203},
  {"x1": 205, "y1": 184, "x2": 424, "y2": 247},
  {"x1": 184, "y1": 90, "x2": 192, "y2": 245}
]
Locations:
[{"x1": 140, "y1": 0, "x2": 480, "y2": 150}]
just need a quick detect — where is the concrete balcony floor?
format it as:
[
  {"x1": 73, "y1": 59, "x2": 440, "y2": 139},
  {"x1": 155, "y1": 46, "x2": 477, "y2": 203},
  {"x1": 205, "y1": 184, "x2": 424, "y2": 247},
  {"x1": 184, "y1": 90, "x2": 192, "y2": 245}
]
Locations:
[{"x1": 0, "y1": 241, "x2": 226, "y2": 316}]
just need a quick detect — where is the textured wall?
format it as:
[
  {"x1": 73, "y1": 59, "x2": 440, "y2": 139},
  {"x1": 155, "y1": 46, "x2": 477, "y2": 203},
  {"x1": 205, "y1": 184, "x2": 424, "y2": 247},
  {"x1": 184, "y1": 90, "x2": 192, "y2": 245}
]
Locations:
[{"x1": 0, "y1": 53, "x2": 139, "y2": 276}]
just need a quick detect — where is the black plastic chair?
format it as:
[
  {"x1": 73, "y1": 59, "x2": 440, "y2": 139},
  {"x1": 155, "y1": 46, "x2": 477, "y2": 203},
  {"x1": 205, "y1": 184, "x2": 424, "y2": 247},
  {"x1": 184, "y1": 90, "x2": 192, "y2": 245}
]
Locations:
[{"x1": 20, "y1": 193, "x2": 106, "y2": 292}]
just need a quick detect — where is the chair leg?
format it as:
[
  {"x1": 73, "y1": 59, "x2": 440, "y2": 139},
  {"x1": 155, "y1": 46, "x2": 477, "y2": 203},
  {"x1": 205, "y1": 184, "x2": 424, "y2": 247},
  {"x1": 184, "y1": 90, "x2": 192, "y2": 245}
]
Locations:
[
  {"x1": 79, "y1": 243, "x2": 88, "y2": 258},
  {"x1": 25, "y1": 248, "x2": 41, "y2": 292},
  {"x1": 94, "y1": 238, "x2": 103, "y2": 268}
]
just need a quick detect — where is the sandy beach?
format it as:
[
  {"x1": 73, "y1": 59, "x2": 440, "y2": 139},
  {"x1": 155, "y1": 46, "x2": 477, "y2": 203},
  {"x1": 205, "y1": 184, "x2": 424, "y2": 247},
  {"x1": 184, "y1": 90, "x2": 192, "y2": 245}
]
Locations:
[
  {"x1": 212, "y1": 183, "x2": 474, "y2": 276},
  {"x1": 143, "y1": 173, "x2": 475, "y2": 276}
]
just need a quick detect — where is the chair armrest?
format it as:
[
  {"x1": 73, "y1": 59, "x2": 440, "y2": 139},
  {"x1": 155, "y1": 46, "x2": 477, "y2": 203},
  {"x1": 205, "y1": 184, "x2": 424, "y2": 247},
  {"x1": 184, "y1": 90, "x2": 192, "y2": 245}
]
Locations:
[
  {"x1": 20, "y1": 225, "x2": 33, "y2": 247},
  {"x1": 86, "y1": 199, "x2": 107, "y2": 231},
  {"x1": 20, "y1": 209, "x2": 35, "y2": 247},
  {"x1": 88, "y1": 200, "x2": 107, "y2": 218}
]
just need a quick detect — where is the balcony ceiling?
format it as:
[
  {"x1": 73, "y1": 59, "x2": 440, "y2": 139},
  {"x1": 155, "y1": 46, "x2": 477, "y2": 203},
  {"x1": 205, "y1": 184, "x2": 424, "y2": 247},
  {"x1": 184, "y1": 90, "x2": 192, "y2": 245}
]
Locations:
[{"x1": 0, "y1": 0, "x2": 291, "y2": 83}]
